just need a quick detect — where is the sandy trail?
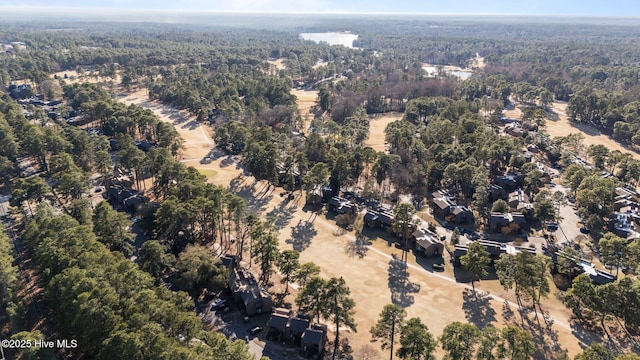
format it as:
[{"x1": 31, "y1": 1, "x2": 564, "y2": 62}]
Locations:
[{"x1": 113, "y1": 90, "x2": 601, "y2": 358}]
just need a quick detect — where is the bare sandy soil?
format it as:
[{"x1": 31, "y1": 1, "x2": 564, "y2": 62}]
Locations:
[
  {"x1": 291, "y1": 89, "x2": 318, "y2": 131},
  {"x1": 423, "y1": 53, "x2": 484, "y2": 74},
  {"x1": 312, "y1": 60, "x2": 329, "y2": 69},
  {"x1": 506, "y1": 101, "x2": 640, "y2": 161},
  {"x1": 50, "y1": 70, "x2": 121, "y2": 86},
  {"x1": 365, "y1": 113, "x2": 402, "y2": 150},
  {"x1": 102, "y1": 86, "x2": 635, "y2": 358},
  {"x1": 267, "y1": 58, "x2": 287, "y2": 72},
  {"x1": 471, "y1": 53, "x2": 486, "y2": 69}
]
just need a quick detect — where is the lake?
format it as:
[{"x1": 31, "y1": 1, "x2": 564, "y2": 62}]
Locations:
[{"x1": 300, "y1": 32, "x2": 358, "y2": 48}]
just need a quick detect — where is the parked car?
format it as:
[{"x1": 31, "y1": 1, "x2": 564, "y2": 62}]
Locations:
[
  {"x1": 579, "y1": 227, "x2": 590, "y2": 234},
  {"x1": 432, "y1": 263, "x2": 445, "y2": 271},
  {"x1": 211, "y1": 299, "x2": 226, "y2": 310},
  {"x1": 248, "y1": 326, "x2": 263, "y2": 335}
]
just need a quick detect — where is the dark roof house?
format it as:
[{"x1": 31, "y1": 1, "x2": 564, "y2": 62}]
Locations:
[
  {"x1": 289, "y1": 317, "x2": 310, "y2": 343},
  {"x1": 301, "y1": 324, "x2": 327, "y2": 357},
  {"x1": 488, "y1": 212, "x2": 526, "y2": 232},
  {"x1": 229, "y1": 266, "x2": 273, "y2": 316},
  {"x1": 412, "y1": 227, "x2": 444, "y2": 257}
]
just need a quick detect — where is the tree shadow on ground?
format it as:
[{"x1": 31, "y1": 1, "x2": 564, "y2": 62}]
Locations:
[
  {"x1": 273, "y1": 292, "x2": 293, "y2": 309},
  {"x1": 415, "y1": 253, "x2": 446, "y2": 274},
  {"x1": 344, "y1": 236, "x2": 371, "y2": 259},
  {"x1": 229, "y1": 179, "x2": 273, "y2": 213},
  {"x1": 220, "y1": 155, "x2": 235, "y2": 168},
  {"x1": 567, "y1": 317, "x2": 640, "y2": 356},
  {"x1": 286, "y1": 220, "x2": 317, "y2": 252},
  {"x1": 462, "y1": 288, "x2": 497, "y2": 329},
  {"x1": 265, "y1": 200, "x2": 297, "y2": 230},
  {"x1": 388, "y1": 255, "x2": 421, "y2": 307},
  {"x1": 181, "y1": 120, "x2": 201, "y2": 131},
  {"x1": 502, "y1": 300, "x2": 566, "y2": 359},
  {"x1": 502, "y1": 300, "x2": 516, "y2": 323},
  {"x1": 363, "y1": 227, "x2": 396, "y2": 247}
]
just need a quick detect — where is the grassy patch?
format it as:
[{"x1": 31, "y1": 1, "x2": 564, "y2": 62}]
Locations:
[{"x1": 196, "y1": 168, "x2": 218, "y2": 179}]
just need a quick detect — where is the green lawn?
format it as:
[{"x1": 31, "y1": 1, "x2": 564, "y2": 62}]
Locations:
[{"x1": 196, "y1": 168, "x2": 218, "y2": 179}]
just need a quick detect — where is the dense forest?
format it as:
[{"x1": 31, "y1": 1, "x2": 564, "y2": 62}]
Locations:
[{"x1": 2, "y1": 15, "x2": 640, "y2": 360}]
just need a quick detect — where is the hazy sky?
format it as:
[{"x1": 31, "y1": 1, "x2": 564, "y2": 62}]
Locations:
[{"x1": 1, "y1": 0, "x2": 639, "y2": 17}]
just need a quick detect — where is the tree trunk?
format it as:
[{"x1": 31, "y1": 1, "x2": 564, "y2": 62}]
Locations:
[
  {"x1": 389, "y1": 318, "x2": 395, "y2": 360},
  {"x1": 333, "y1": 294, "x2": 340, "y2": 360},
  {"x1": 471, "y1": 279, "x2": 476, "y2": 299},
  {"x1": 333, "y1": 320, "x2": 340, "y2": 360}
]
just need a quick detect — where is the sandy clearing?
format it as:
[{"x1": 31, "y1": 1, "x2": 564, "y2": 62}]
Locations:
[
  {"x1": 120, "y1": 90, "x2": 214, "y2": 160},
  {"x1": 112, "y1": 89, "x2": 598, "y2": 358},
  {"x1": 267, "y1": 58, "x2": 286, "y2": 71},
  {"x1": 472, "y1": 53, "x2": 486, "y2": 69},
  {"x1": 546, "y1": 101, "x2": 640, "y2": 160},
  {"x1": 50, "y1": 70, "x2": 121, "y2": 86},
  {"x1": 507, "y1": 101, "x2": 640, "y2": 161},
  {"x1": 365, "y1": 113, "x2": 402, "y2": 150},
  {"x1": 312, "y1": 60, "x2": 329, "y2": 69},
  {"x1": 291, "y1": 89, "x2": 318, "y2": 132}
]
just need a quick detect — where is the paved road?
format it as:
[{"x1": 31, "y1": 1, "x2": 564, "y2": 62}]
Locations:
[{"x1": 554, "y1": 184, "x2": 583, "y2": 245}]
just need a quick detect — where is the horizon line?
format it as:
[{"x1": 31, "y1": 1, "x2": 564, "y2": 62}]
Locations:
[{"x1": 1, "y1": 6, "x2": 640, "y2": 19}]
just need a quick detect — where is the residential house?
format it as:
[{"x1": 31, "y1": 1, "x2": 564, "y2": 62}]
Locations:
[
  {"x1": 229, "y1": 266, "x2": 273, "y2": 316},
  {"x1": 555, "y1": 251, "x2": 617, "y2": 285},
  {"x1": 495, "y1": 173, "x2": 524, "y2": 192},
  {"x1": 7, "y1": 84, "x2": 32, "y2": 99},
  {"x1": 327, "y1": 196, "x2": 356, "y2": 214},
  {"x1": 610, "y1": 210, "x2": 640, "y2": 239},
  {"x1": 451, "y1": 206, "x2": 473, "y2": 223},
  {"x1": 453, "y1": 240, "x2": 536, "y2": 264},
  {"x1": 364, "y1": 210, "x2": 380, "y2": 228},
  {"x1": 431, "y1": 191, "x2": 473, "y2": 224},
  {"x1": 364, "y1": 205, "x2": 394, "y2": 229},
  {"x1": 432, "y1": 196, "x2": 453, "y2": 219},
  {"x1": 616, "y1": 186, "x2": 637, "y2": 199},
  {"x1": 412, "y1": 227, "x2": 444, "y2": 257},
  {"x1": 289, "y1": 317, "x2": 310, "y2": 344},
  {"x1": 377, "y1": 208, "x2": 394, "y2": 229},
  {"x1": 302, "y1": 324, "x2": 327, "y2": 357},
  {"x1": 488, "y1": 212, "x2": 526, "y2": 232},
  {"x1": 266, "y1": 313, "x2": 289, "y2": 341},
  {"x1": 505, "y1": 123, "x2": 525, "y2": 137},
  {"x1": 306, "y1": 188, "x2": 322, "y2": 205},
  {"x1": 488, "y1": 185, "x2": 507, "y2": 202},
  {"x1": 523, "y1": 151, "x2": 533, "y2": 162},
  {"x1": 508, "y1": 190, "x2": 534, "y2": 218},
  {"x1": 614, "y1": 198, "x2": 639, "y2": 212}
]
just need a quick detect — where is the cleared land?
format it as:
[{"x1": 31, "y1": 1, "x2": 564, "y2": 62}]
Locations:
[
  {"x1": 51, "y1": 70, "x2": 121, "y2": 86},
  {"x1": 506, "y1": 101, "x2": 640, "y2": 161},
  {"x1": 365, "y1": 112, "x2": 402, "y2": 150},
  {"x1": 291, "y1": 88, "x2": 318, "y2": 132},
  {"x1": 112, "y1": 90, "x2": 604, "y2": 358}
]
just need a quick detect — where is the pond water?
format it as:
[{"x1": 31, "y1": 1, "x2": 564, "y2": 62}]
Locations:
[
  {"x1": 450, "y1": 70, "x2": 473, "y2": 80},
  {"x1": 423, "y1": 65, "x2": 473, "y2": 80},
  {"x1": 300, "y1": 32, "x2": 358, "y2": 48}
]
